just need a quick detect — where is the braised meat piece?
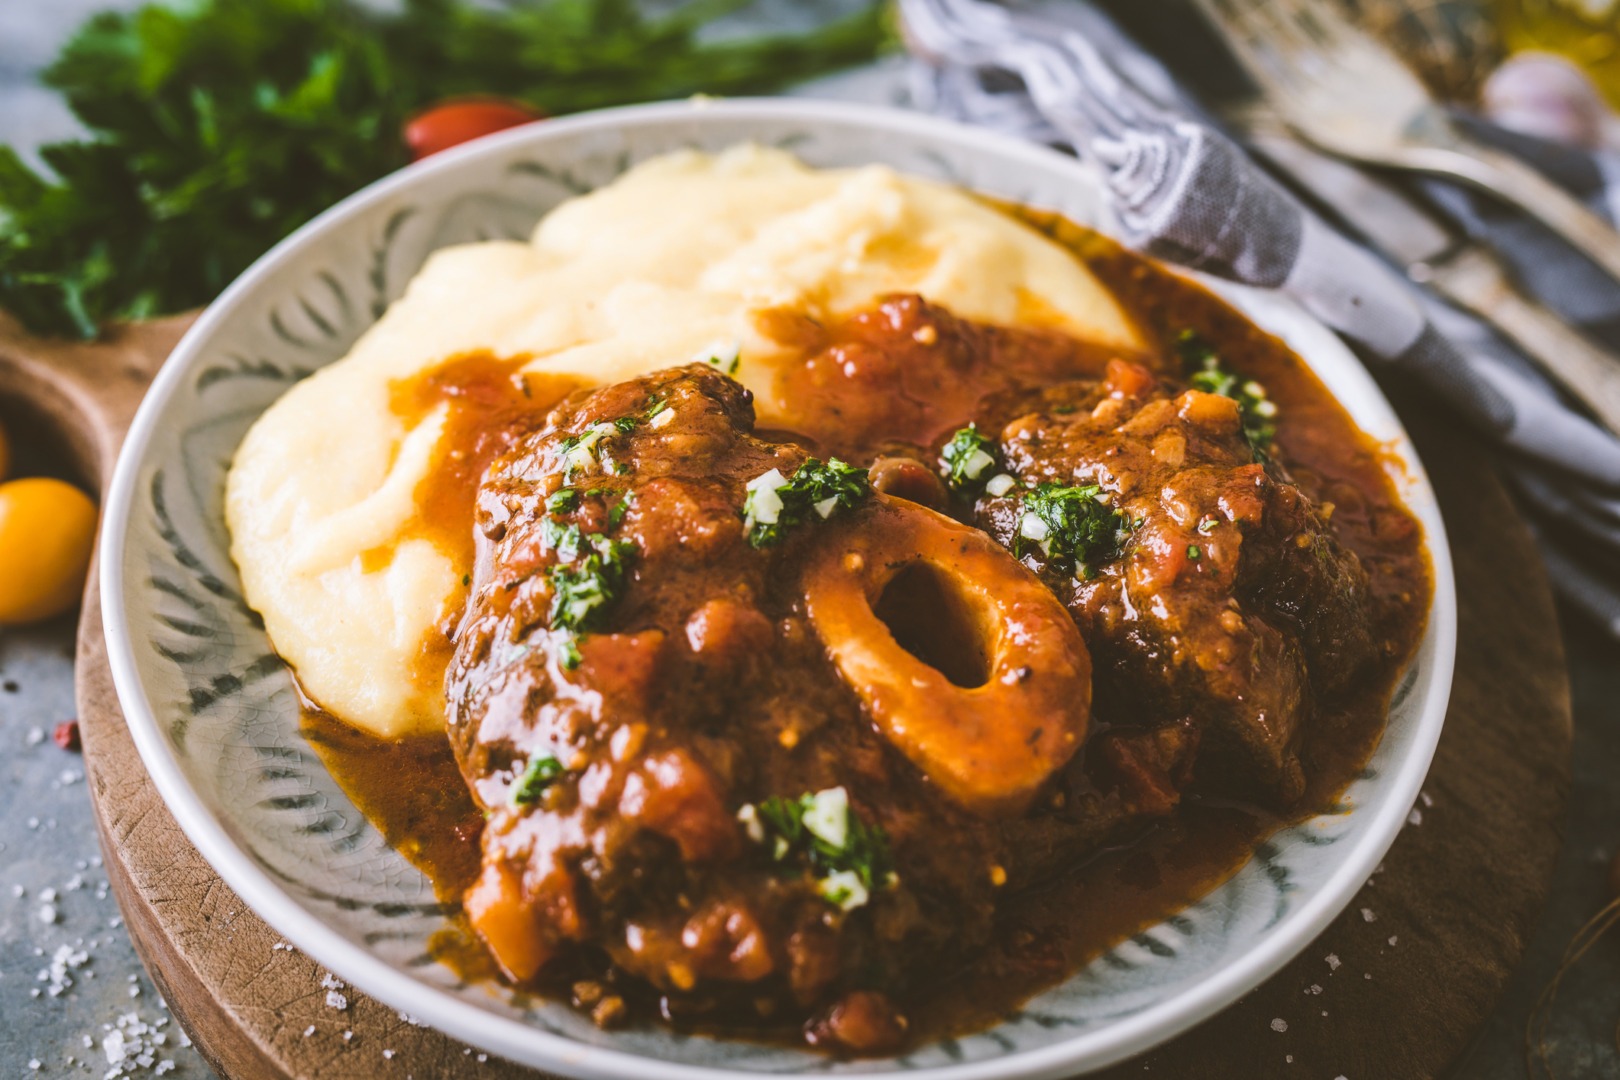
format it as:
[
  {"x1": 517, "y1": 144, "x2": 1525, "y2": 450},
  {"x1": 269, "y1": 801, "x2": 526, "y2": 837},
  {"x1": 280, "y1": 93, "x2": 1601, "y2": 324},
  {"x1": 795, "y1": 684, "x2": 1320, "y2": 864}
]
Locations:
[
  {"x1": 445, "y1": 363, "x2": 1169, "y2": 1050},
  {"x1": 967, "y1": 359, "x2": 1379, "y2": 804}
]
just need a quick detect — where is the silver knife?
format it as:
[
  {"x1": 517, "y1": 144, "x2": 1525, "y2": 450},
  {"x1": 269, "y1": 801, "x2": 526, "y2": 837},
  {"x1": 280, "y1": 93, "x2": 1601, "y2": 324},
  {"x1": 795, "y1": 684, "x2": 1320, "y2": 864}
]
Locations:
[{"x1": 1236, "y1": 116, "x2": 1620, "y2": 436}]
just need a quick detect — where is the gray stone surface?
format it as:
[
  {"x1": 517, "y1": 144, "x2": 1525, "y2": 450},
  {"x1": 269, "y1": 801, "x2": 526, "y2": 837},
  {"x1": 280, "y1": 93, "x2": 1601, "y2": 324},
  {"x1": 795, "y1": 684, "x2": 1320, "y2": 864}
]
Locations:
[
  {"x1": 2, "y1": 2, "x2": 1616, "y2": 1078},
  {"x1": 1, "y1": 618, "x2": 217, "y2": 1079}
]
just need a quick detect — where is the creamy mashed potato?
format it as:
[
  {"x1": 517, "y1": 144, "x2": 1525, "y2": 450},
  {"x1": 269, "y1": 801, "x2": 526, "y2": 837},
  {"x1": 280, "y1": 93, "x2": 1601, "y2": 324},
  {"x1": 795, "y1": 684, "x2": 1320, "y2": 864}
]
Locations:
[{"x1": 227, "y1": 145, "x2": 1141, "y2": 738}]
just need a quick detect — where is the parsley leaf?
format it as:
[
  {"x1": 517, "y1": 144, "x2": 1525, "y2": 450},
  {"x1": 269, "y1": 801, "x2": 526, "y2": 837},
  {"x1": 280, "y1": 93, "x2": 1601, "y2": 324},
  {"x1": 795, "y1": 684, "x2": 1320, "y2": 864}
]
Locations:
[
  {"x1": 559, "y1": 418, "x2": 636, "y2": 480},
  {"x1": 1, "y1": 0, "x2": 890, "y2": 338},
  {"x1": 742, "y1": 457, "x2": 870, "y2": 547},
  {"x1": 540, "y1": 477, "x2": 635, "y2": 668},
  {"x1": 511, "y1": 754, "x2": 565, "y2": 806},
  {"x1": 940, "y1": 424, "x2": 998, "y2": 491},
  {"x1": 698, "y1": 340, "x2": 741, "y2": 376},
  {"x1": 548, "y1": 537, "x2": 635, "y2": 633},
  {"x1": 749, "y1": 787, "x2": 894, "y2": 909},
  {"x1": 1017, "y1": 482, "x2": 1130, "y2": 578},
  {"x1": 545, "y1": 487, "x2": 580, "y2": 514},
  {"x1": 1177, "y1": 330, "x2": 1278, "y2": 456}
]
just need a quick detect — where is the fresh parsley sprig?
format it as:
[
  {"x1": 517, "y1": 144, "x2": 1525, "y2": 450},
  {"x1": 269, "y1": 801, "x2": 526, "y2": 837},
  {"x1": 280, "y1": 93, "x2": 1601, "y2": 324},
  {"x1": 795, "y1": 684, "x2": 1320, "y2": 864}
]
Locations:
[
  {"x1": 0, "y1": 0, "x2": 890, "y2": 338},
  {"x1": 742, "y1": 458, "x2": 870, "y2": 547}
]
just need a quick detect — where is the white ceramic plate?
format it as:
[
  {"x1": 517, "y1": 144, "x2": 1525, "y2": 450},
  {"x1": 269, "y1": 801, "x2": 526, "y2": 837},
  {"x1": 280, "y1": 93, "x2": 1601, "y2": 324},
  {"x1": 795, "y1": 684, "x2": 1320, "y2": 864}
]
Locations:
[{"x1": 101, "y1": 98, "x2": 1456, "y2": 1080}]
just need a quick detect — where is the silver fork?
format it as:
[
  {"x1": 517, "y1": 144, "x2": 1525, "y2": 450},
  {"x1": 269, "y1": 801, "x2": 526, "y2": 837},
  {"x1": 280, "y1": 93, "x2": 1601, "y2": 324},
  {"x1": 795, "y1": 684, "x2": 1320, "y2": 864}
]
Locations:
[{"x1": 1192, "y1": 0, "x2": 1620, "y2": 285}]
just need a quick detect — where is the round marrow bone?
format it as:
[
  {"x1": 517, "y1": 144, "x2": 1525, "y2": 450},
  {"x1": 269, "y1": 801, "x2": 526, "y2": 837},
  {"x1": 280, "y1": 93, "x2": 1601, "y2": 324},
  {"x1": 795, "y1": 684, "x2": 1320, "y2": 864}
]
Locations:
[{"x1": 801, "y1": 495, "x2": 1092, "y2": 814}]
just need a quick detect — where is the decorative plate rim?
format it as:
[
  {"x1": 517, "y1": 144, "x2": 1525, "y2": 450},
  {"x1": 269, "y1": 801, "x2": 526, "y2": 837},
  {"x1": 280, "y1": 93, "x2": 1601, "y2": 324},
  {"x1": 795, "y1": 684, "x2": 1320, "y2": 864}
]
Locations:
[{"x1": 100, "y1": 97, "x2": 1458, "y2": 1080}]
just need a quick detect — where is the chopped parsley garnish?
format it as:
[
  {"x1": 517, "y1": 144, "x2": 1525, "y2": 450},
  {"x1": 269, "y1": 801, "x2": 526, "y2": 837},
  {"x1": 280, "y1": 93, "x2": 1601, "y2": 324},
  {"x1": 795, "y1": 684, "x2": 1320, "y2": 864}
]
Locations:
[
  {"x1": 1017, "y1": 482, "x2": 1131, "y2": 579},
  {"x1": 1187, "y1": 544, "x2": 1202, "y2": 560},
  {"x1": 644, "y1": 396, "x2": 673, "y2": 427},
  {"x1": 556, "y1": 634, "x2": 583, "y2": 672},
  {"x1": 546, "y1": 488, "x2": 581, "y2": 515},
  {"x1": 540, "y1": 519, "x2": 584, "y2": 561},
  {"x1": 742, "y1": 458, "x2": 871, "y2": 547},
  {"x1": 559, "y1": 416, "x2": 639, "y2": 480},
  {"x1": 548, "y1": 538, "x2": 635, "y2": 633},
  {"x1": 940, "y1": 424, "x2": 998, "y2": 492},
  {"x1": 540, "y1": 475, "x2": 637, "y2": 669},
  {"x1": 742, "y1": 787, "x2": 895, "y2": 911},
  {"x1": 697, "y1": 341, "x2": 741, "y2": 376},
  {"x1": 1177, "y1": 330, "x2": 1278, "y2": 456},
  {"x1": 511, "y1": 754, "x2": 565, "y2": 806}
]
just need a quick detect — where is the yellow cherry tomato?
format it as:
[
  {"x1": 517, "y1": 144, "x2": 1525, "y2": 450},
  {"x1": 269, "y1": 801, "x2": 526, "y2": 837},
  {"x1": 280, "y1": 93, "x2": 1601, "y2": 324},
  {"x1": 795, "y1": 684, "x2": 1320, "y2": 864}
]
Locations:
[
  {"x1": 0, "y1": 421, "x2": 10, "y2": 481},
  {"x1": 0, "y1": 478, "x2": 98, "y2": 624}
]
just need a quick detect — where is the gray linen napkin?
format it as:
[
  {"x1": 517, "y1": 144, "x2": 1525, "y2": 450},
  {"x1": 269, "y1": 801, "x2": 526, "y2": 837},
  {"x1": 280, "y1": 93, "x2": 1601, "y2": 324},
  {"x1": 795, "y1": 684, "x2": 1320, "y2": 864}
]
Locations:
[{"x1": 900, "y1": 0, "x2": 1620, "y2": 636}]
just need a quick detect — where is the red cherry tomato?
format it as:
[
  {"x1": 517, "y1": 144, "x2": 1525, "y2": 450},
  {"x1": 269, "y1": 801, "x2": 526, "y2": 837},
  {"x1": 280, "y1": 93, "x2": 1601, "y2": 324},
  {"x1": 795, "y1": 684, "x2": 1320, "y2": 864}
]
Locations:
[{"x1": 404, "y1": 98, "x2": 544, "y2": 162}]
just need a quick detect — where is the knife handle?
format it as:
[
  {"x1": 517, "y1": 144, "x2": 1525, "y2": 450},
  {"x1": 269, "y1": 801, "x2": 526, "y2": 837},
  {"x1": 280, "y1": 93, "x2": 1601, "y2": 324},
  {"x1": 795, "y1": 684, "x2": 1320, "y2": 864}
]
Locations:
[{"x1": 1423, "y1": 246, "x2": 1620, "y2": 436}]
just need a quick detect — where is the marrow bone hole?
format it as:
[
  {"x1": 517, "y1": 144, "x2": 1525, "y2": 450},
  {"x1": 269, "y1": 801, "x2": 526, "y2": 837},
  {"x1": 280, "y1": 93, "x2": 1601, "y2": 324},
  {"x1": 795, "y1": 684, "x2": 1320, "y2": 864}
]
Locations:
[{"x1": 872, "y1": 561, "x2": 995, "y2": 690}]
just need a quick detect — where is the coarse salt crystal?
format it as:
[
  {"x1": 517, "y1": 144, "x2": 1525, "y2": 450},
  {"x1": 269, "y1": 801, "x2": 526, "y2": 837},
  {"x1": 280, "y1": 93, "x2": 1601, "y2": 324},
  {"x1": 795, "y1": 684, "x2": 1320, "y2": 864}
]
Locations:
[
  {"x1": 1360, "y1": 908, "x2": 1376, "y2": 923},
  {"x1": 1270, "y1": 1018, "x2": 1287, "y2": 1032},
  {"x1": 46, "y1": 944, "x2": 88, "y2": 997},
  {"x1": 1325, "y1": 953, "x2": 1341, "y2": 971},
  {"x1": 326, "y1": 991, "x2": 348, "y2": 1011}
]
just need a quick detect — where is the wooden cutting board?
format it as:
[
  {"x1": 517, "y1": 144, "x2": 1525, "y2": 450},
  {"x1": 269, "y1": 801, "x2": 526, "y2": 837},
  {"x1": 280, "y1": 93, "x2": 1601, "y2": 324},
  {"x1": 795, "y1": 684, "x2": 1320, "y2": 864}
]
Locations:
[{"x1": 0, "y1": 310, "x2": 1572, "y2": 1079}]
